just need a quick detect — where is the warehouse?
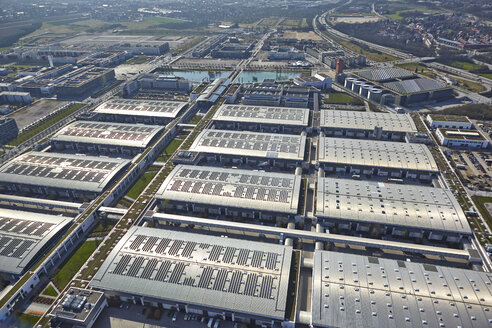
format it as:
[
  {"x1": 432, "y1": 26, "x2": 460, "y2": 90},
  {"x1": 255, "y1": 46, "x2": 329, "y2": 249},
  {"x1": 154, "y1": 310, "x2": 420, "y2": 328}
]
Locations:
[
  {"x1": 155, "y1": 165, "x2": 301, "y2": 223},
  {"x1": 436, "y1": 128, "x2": 489, "y2": 149},
  {"x1": 317, "y1": 137, "x2": 439, "y2": 180},
  {"x1": 310, "y1": 250, "x2": 492, "y2": 328},
  {"x1": 319, "y1": 110, "x2": 417, "y2": 141},
  {"x1": 0, "y1": 209, "x2": 73, "y2": 277},
  {"x1": 316, "y1": 177, "x2": 472, "y2": 243},
  {"x1": 212, "y1": 104, "x2": 310, "y2": 134},
  {"x1": 93, "y1": 99, "x2": 187, "y2": 125},
  {"x1": 89, "y1": 227, "x2": 292, "y2": 327},
  {"x1": 188, "y1": 129, "x2": 307, "y2": 170},
  {"x1": 51, "y1": 121, "x2": 165, "y2": 156},
  {"x1": 0, "y1": 152, "x2": 130, "y2": 200}
]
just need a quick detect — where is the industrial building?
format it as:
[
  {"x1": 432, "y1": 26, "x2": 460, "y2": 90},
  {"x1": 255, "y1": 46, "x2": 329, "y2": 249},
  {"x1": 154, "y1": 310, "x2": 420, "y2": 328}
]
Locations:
[
  {"x1": 155, "y1": 165, "x2": 301, "y2": 223},
  {"x1": 92, "y1": 98, "x2": 187, "y2": 125},
  {"x1": 311, "y1": 250, "x2": 492, "y2": 328},
  {"x1": 59, "y1": 35, "x2": 170, "y2": 55},
  {"x1": 317, "y1": 137, "x2": 439, "y2": 179},
  {"x1": 426, "y1": 114, "x2": 473, "y2": 129},
  {"x1": 240, "y1": 82, "x2": 317, "y2": 108},
  {"x1": 48, "y1": 288, "x2": 107, "y2": 328},
  {"x1": 89, "y1": 227, "x2": 292, "y2": 327},
  {"x1": 0, "y1": 91, "x2": 32, "y2": 105},
  {"x1": 0, "y1": 209, "x2": 73, "y2": 277},
  {"x1": 268, "y1": 48, "x2": 305, "y2": 61},
  {"x1": 188, "y1": 129, "x2": 307, "y2": 170},
  {"x1": 344, "y1": 68, "x2": 453, "y2": 106},
  {"x1": 121, "y1": 74, "x2": 193, "y2": 97},
  {"x1": 0, "y1": 151, "x2": 130, "y2": 200},
  {"x1": 0, "y1": 118, "x2": 18, "y2": 145},
  {"x1": 211, "y1": 104, "x2": 310, "y2": 134},
  {"x1": 319, "y1": 110, "x2": 418, "y2": 141},
  {"x1": 55, "y1": 66, "x2": 115, "y2": 99},
  {"x1": 316, "y1": 177, "x2": 472, "y2": 243},
  {"x1": 51, "y1": 121, "x2": 165, "y2": 156},
  {"x1": 436, "y1": 128, "x2": 489, "y2": 149}
]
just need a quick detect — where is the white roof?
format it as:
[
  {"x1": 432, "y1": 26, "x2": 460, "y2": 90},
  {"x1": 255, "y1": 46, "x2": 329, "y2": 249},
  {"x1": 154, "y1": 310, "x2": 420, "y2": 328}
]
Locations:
[
  {"x1": 320, "y1": 110, "x2": 417, "y2": 133},
  {"x1": 318, "y1": 137, "x2": 439, "y2": 172},
  {"x1": 90, "y1": 227, "x2": 292, "y2": 320},
  {"x1": 316, "y1": 177, "x2": 472, "y2": 234},
  {"x1": 0, "y1": 151, "x2": 130, "y2": 193},
  {"x1": 155, "y1": 165, "x2": 301, "y2": 214},
  {"x1": 312, "y1": 250, "x2": 492, "y2": 328},
  {"x1": 189, "y1": 129, "x2": 306, "y2": 161},
  {"x1": 51, "y1": 121, "x2": 164, "y2": 148},
  {"x1": 213, "y1": 104, "x2": 309, "y2": 126},
  {"x1": 93, "y1": 98, "x2": 187, "y2": 119}
]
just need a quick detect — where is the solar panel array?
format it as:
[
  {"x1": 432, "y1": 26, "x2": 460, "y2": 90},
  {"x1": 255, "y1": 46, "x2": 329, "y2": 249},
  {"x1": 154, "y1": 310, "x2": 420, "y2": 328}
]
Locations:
[
  {"x1": 95, "y1": 98, "x2": 186, "y2": 118},
  {"x1": 156, "y1": 165, "x2": 301, "y2": 214},
  {"x1": 383, "y1": 78, "x2": 447, "y2": 95},
  {"x1": 0, "y1": 217, "x2": 54, "y2": 260},
  {"x1": 0, "y1": 152, "x2": 129, "y2": 192},
  {"x1": 109, "y1": 233, "x2": 283, "y2": 299},
  {"x1": 190, "y1": 129, "x2": 305, "y2": 160},
  {"x1": 320, "y1": 110, "x2": 417, "y2": 133},
  {"x1": 319, "y1": 137, "x2": 439, "y2": 173},
  {"x1": 356, "y1": 68, "x2": 414, "y2": 81},
  {"x1": 316, "y1": 177, "x2": 472, "y2": 234},
  {"x1": 55, "y1": 121, "x2": 159, "y2": 143},
  {"x1": 214, "y1": 104, "x2": 309, "y2": 125}
]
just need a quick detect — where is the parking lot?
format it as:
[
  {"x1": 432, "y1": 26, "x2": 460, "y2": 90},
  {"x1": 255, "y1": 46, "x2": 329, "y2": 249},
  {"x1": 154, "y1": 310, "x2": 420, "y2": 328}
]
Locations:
[
  {"x1": 451, "y1": 150, "x2": 492, "y2": 191},
  {"x1": 94, "y1": 303, "x2": 238, "y2": 328},
  {"x1": 7, "y1": 99, "x2": 69, "y2": 130}
]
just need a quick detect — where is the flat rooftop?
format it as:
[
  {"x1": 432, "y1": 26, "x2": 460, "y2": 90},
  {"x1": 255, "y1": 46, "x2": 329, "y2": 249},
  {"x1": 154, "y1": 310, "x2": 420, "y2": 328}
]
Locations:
[
  {"x1": 438, "y1": 128, "x2": 487, "y2": 141},
  {"x1": 90, "y1": 227, "x2": 292, "y2": 320},
  {"x1": 189, "y1": 129, "x2": 306, "y2": 161},
  {"x1": 51, "y1": 121, "x2": 164, "y2": 149},
  {"x1": 49, "y1": 288, "x2": 105, "y2": 324},
  {"x1": 312, "y1": 250, "x2": 492, "y2": 328},
  {"x1": 318, "y1": 137, "x2": 439, "y2": 173},
  {"x1": 355, "y1": 68, "x2": 414, "y2": 81},
  {"x1": 428, "y1": 114, "x2": 471, "y2": 123},
  {"x1": 155, "y1": 165, "x2": 301, "y2": 214},
  {"x1": 383, "y1": 77, "x2": 448, "y2": 95},
  {"x1": 316, "y1": 177, "x2": 472, "y2": 234},
  {"x1": 93, "y1": 99, "x2": 187, "y2": 119},
  {"x1": 320, "y1": 110, "x2": 417, "y2": 133},
  {"x1": 212, "y1": 104, "x2": 309, "y2": 126},
  {"x1": 0, "y1": 151, "x2": 130, "y2": 193},
  {"x1": 0, "y1": 209, "x2": 73, "y2": 275}
]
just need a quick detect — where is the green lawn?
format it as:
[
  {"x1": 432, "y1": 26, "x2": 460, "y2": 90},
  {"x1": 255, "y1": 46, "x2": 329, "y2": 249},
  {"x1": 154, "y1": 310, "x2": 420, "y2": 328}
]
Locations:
[
  {"x1": 52, "y1": 239, "x2": 99, "y2": 290},
  {"x1": 325, "y1": 92, "x2": 363, "y2": 105},
  {"x1": 125, "y1": 55, "x2": 148, "y2": 65},
  {"x1": 125, "y1": 171, "x2": 158, "y2": 199},
  {"x1": 479, "y1": 73, "x2": 492, "y2": 80},
  {"x1": 41, "y1": 284, "x2": 58, "y2": 297},
  {"x1": 448, "y1": 60, "x2": 482, "y2": 72},
  {"x1": 188, "y1": 114, "x2": 203, "y2": 124},
  {"x1": 13, "y1": 312, "x2": 40, "y2": 328},
  {"x1": 472, "y1": 196, "x2": 492, "y2": 233},
  {"x1": 156, "y1": 139, "x2": 184, "y2": 162},
  {"x1": 7, "y1": 102, "x2": 85, "y2": 146}
]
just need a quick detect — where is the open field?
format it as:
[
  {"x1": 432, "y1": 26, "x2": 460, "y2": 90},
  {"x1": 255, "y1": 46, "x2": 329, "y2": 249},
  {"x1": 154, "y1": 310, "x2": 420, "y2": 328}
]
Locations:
[
  {"x1": 385, "y1": 9, "x2": 439, "y2": 21},
  {"x1": 332, "y1": 16, "x2": 383, "y2": 24},
  {"x1": 7, "y1": 102, "x2": 85, "y2": 146},
  {"x1": 339, "y1": 40, "x2": 399, "y2": 62},
  {"x1": 40, "y1": 284, "x2": 58, "y2": 297},
  {"x1": 52, "y1": 239, "x2": 99, "y2": 290},
  {"x1": 282, "y1": 31, "x2": 322, "y2": 41}
]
